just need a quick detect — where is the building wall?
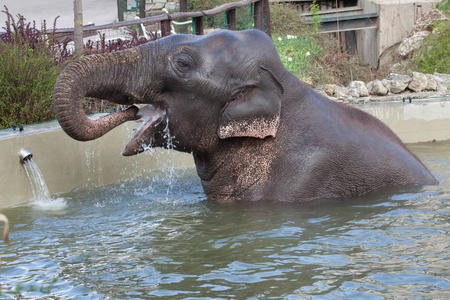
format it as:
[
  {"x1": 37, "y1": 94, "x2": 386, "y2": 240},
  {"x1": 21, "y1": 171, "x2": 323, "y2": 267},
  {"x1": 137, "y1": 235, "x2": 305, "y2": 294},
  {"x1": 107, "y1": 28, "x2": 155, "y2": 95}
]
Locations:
[{"x1": 355, "y1": 28, "x2": 378, "y2": 67}]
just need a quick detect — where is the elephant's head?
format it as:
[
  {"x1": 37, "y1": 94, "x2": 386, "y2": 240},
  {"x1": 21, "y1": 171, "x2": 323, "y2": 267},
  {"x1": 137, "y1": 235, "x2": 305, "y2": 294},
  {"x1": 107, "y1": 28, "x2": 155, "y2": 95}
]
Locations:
[{"x1": 53, "y1": 29, "x2": 285, "y2": 155}]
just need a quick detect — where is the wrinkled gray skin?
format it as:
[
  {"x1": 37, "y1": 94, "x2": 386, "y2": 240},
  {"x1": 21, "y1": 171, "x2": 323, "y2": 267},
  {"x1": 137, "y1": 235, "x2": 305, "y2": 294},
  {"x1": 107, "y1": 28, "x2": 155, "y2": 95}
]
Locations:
[{"x1": 53, "y1": 29, "x2": 437, "y2": 203}]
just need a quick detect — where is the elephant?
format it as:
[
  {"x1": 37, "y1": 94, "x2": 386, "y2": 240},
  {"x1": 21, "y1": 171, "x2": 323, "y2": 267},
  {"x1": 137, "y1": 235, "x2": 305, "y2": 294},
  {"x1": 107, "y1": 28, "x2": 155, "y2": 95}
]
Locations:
[{"x1": 53, "y1": 29, "x2": 437, "y2": 203}]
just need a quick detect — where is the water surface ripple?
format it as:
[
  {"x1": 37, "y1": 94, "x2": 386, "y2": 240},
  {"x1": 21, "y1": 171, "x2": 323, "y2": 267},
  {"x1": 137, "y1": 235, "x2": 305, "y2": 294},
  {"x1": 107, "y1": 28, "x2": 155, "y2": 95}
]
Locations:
[{"x1": 1, "y1": 141, "x2": 449, "y2": 299}]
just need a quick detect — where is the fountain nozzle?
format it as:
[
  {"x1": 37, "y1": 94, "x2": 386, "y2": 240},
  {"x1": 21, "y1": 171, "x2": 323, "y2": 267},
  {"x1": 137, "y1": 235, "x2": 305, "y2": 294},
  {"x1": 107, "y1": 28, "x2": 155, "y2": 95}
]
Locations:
[{"x1": 19, "y1": 148, "x2": 33, "y2": 164}]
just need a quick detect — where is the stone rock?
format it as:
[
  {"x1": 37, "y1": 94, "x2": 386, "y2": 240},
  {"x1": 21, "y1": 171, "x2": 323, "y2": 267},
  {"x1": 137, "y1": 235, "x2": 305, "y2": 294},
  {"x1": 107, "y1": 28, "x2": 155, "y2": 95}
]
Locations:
[
  {"x1": 323, "y1": 84, "x2": 336, "y2": 96},
  {"x1": 408, "y1": 72, "x2": 428, "y2": 92},
  {"x1": 315, "y1": 84, "x2": 336, "y2": 96},
  {"x1": 366, "y1": 81, "x2": 373, "y2": 94},
  {"x1": 316, "y1": 90, "x2": 329, "y2": 98},
  {"x1": 383, "y1": 73, "x2": 411, "y2": 94},
  {"x1": 348, "y1": 81, "x2": 369, "y2": 97},
  {"x1": 334, "y1": 86, "x2": 353, "y2": 101},
  {"x1": 434, "y1": 73, "x2": 450, "y2": 90},
  {"x1": 389, "y1": 62, "x2": 405, "y2": 74},
  {"x1": 398, "y1": 31, "x2": 429, "y2": 57},
  {"x1": 413, "y1": 9, "x2": 449, "y2": 32},
  {"x1": 349, "y1": 90, "x2": 359, "y2": 98},
  {"x1": 431, "y1": 75, "x2": 448, "y2": 91},
  {"x1": 425, "y1": 74, "x2": 438, "y2": 91},
  {"x1": 367, "y1": 79, "x2": 388, "y2": 96}
]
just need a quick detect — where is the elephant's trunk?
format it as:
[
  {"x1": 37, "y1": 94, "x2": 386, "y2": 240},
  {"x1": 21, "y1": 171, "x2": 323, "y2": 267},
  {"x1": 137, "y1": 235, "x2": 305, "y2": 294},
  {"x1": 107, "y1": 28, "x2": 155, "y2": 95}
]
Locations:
[{"x1": 53, "y1": 47, "x2": 149, "y2": 141}]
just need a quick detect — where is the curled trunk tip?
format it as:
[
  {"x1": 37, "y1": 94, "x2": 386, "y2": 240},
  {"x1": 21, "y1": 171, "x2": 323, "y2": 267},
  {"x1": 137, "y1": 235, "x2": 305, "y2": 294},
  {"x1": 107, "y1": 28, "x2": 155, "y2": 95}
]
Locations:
[{"x1": 53, "y1": 50, "x2": 142, "y2": 141}]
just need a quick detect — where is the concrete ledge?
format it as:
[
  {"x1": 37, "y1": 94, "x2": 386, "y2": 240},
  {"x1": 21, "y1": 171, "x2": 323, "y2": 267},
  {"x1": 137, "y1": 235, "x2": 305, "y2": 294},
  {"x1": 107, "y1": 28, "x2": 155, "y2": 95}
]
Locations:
[
  {"x1": 356, "y1": 98, "x2": 450, "y2": 143},
  {"x1": 1, "y1": 98, "x2": 449, "y2": 208},
  {"x1": 0, "y1": 122, "x2": 194, "y2": 208}
]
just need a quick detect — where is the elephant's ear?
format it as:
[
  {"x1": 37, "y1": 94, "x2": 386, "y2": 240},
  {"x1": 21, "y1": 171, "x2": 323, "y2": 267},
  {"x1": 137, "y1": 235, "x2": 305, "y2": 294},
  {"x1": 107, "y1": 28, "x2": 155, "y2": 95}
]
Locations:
[{"x1": 218, "y1": 65, "x2": 283, "y2": 139}]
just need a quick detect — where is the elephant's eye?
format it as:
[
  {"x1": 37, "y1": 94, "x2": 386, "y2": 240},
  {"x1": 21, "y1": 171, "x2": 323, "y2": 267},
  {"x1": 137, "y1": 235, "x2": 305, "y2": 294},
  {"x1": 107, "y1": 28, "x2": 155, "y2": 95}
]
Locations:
[
  {"x1": 176, "y1": 59, "x2": 189, "y2": 68},
  {"x1": 174, "y1": 55, "x2": 193, "y2": 72}
]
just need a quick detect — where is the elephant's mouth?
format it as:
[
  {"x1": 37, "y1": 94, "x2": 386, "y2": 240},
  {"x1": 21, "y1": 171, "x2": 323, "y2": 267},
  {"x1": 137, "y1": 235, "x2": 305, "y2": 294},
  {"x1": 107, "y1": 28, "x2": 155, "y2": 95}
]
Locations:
[{"x1": 122, "y1": 104, "x2": 167, "y2": 156}]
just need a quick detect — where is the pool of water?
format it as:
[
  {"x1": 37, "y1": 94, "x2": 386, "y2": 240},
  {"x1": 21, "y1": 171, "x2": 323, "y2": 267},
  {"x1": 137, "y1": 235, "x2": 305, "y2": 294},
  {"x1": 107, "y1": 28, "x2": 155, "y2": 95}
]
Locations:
[{"x1": 1, "y1": 141, "x2": 449, "y2": 299}]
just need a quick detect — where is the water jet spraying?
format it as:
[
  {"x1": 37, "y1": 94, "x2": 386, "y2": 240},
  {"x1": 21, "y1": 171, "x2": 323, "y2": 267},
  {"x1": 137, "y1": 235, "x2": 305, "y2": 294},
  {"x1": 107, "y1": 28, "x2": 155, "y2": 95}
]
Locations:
[{"x1": 19, "y1": 149, "x2": 66, "y2": 209}]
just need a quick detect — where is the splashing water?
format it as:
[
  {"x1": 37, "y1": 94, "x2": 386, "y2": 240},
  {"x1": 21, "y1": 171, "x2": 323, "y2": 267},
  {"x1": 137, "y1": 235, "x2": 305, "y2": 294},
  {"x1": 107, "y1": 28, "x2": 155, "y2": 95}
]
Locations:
[
  {"x1": 135, "y1": 118, "x2": 178, "y2": 199},
  {"x1": 23, "y1": 159, "x2": 66, "y2": 210},
  {"x1": 161, "y1": 119, "x2": 176, "y2": 197}
]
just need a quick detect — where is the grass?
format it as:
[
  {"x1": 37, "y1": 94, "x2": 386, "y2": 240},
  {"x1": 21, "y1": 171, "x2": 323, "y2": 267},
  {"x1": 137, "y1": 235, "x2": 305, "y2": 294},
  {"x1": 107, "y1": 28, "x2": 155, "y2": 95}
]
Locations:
[
  {"x1": 273, "y1": 35, "x2": 321, "y2": 85},
  {"x1": 437, "y1": 0, "x2": 450, "y2": 13},
  {"x1": 273, "y1": 34, "x2": 377, "y2": 87},
  {"x1": 270, "y1": 2, "x2": 377, "y2": 87},
  {"x1": 413, "y1": 19, "x2": 450, "y2": 74}
]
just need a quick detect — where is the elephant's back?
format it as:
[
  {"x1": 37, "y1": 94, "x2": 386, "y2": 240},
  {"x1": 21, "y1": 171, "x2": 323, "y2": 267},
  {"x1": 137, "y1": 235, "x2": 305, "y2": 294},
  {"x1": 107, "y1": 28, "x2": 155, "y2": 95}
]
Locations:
[{"x1": 272, "y1": 90, "x2": 437, "y2": 201}]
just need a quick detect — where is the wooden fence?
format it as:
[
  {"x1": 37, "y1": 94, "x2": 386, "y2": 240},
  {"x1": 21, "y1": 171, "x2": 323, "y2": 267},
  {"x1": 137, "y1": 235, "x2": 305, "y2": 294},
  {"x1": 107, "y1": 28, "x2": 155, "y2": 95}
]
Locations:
[{"x1": 55, "y1": 0, "x2": 271, "y2": 50}]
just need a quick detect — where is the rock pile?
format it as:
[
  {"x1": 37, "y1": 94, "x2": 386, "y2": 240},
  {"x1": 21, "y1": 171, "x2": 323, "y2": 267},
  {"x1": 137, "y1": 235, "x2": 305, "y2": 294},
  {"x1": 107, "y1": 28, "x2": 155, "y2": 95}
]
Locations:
[{"x1": 316, "y1": 72, "x2": 450, "y2": 102}]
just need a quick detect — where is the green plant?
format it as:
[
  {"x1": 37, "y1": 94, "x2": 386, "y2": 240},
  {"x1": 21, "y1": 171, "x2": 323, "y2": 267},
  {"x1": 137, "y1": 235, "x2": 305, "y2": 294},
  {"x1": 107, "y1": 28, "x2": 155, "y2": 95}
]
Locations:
[
  {"x1": 273, "y1": 35, "x2": 322, "y2": 85},
  {"x1": 0, "y1": 39, "x2": 62, "y2": 129},
  {"x1": 436, "y1": 0, "x2": 450, "y2": 14},
  {"x1": 310, "y1": 0, "x2": 321, "y2": 34},
  {"x1": 0, "y1": 7, "x2": 73, "y2": 129},
  {"x1": 274, "y1": 34, "x2": 375, "y2": 87},
  {"x1": 413, "y1": 20, "x2": 450, "y2": 74},
  {"x1": 270, "y1": 2, "x2": 314, "y2": 37}
]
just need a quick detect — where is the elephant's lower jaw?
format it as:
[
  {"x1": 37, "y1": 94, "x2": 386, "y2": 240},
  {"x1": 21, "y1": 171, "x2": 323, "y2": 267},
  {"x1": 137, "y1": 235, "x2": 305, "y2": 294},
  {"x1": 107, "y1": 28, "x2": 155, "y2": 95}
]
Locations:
[{"x1": 122, "y1": 104, "x2": 166, "y2": 156}]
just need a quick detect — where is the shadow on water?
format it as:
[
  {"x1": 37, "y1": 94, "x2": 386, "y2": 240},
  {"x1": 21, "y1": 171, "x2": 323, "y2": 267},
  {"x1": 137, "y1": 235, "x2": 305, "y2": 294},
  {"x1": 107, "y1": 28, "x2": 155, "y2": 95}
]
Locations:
[{"x1": 0, "y1": 141, "x2": 449, "y2": 299}]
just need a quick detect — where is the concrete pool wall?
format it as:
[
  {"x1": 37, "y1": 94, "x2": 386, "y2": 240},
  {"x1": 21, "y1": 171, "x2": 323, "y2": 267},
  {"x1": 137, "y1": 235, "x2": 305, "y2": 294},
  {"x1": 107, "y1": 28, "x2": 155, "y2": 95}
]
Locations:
[
  {"x1": 362, "y1": 99, "x2": 450, "y2": 143},
  {"x1": 0, "y1": 122, "x2": 193, "y2": 208},
  {"x1": 1, "y1": 99, "x2": 449, "y2": 208}
]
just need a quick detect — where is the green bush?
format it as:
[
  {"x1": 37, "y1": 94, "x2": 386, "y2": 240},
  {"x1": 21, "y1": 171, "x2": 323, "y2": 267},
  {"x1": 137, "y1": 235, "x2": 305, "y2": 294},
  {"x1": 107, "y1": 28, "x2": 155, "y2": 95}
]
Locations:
[
  {"x1": 273, "y1": 35, "x2": 321, "y2": 85},
  {"x1": 0, "y1": 7, "x2": 70, "y2": 129},
  {"x1": 0, "y1": 42, "x2": 61, "y2": 128},
  {"x1": 414, "y1": 20, "x2": 450, "y2": 74},
  {"x1": 270, "y1": 2, "x2": 313, "y2": 37}
]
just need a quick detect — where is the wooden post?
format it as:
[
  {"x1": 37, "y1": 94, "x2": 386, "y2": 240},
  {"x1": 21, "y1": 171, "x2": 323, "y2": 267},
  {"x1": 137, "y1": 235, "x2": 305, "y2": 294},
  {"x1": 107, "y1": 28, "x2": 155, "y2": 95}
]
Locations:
[
  {"x1": 139, "y1": 0, "x2": 146, "y2": 36},
  {"x1": 226, "y1": 9, "x2": 237, "y2": 31},
  {"x1": 74, "y1": 0, "x2": 83, "y2": 53},
  {"x1": 193, "y1": 17, "x2": 204, "y2": 35},
  {"x1": 262, "y1": 0, "x2": 271, "y2": 37},
  {"x1": 139, "y1": 0, "x2": 145, "y2": 18},
  {"x1": 160, "y1": 20, "x2": 171, "y2": 37},
  {"x1": 117, "y1": 0, "x2": 125, "y2": 21},
  {"x1": 254, "y1": 0, "x2": 263, "y2": 31},
  {"x1": 179, "y1": 0, "x2": 188, "y2": 34}
]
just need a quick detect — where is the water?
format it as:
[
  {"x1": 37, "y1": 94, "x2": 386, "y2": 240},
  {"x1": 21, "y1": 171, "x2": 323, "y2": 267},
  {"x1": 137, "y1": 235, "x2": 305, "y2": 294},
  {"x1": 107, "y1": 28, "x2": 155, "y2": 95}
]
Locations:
[
  {"x1": 22, "y1": 158, "x2": 66, "y2": 210},
  {"x1": 1, "y1": 141, "x2": 449, "y2": 299},
  {"x1": 23, "y1": 158, "x2": 52, "y2": 202}
]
